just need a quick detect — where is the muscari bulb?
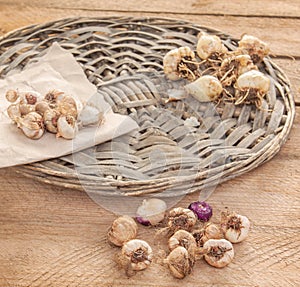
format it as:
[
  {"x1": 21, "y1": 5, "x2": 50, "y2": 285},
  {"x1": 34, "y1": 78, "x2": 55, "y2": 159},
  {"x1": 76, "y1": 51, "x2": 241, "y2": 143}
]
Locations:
[
  {"x1": 136, "y1": 198, "x2": 167, "y2": 226},
  {"x1": 188, "y1": 201, "x2": 213, "y2": 222}
]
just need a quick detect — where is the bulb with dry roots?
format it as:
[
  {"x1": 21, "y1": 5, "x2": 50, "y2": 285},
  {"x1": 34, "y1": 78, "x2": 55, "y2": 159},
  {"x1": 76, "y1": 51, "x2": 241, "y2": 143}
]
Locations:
[
  {"x1": 44, "y1": 89, "x2": 65, "y2": 104},
  {"x1": 237, "y1": 34, "x2": 270, "y2": 64},
  {"x1": 234, "y1": 69, "x2": 270, "y2": 108},
  {"x1": 203, "y1": 239, "x2": 234, "y2": 268},
  {"x1": 118, "y1": 239, "x2": 153, "y2": 277},
  {"x1": 192, "y1": 223, "x2": 223, "y2": 249},
  {"x1": 107, "y1": 215, "x2": 138, "y2": 247},
  {"x1": 167, "y1": 207, "x2": 197, "y2": 233},
  {"x1": 218, "y1": 54, "x2": 258, "y2": 87},
  {"x1": 163, "y1": 46, "x2": 200, "y2": 81},
  {"x1": 196, "y1": 32, "x2": 228, "y2": 60},
  {"x1": 220, "y1": 210, "x2": 250, "y2": 243}
]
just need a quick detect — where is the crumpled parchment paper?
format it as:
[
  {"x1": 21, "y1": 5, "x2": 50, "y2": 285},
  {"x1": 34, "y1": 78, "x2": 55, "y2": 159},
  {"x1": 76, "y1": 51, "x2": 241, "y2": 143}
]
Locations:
[{"x1": 0, "y1": 42, "x2": 138, "y2": 168}]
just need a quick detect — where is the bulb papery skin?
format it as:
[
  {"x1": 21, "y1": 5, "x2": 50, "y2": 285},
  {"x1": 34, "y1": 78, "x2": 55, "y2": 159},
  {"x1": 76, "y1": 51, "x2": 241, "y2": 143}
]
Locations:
[
  {"x1": 20, "y1": 125, "x2": 44, "y2": 140},
  {"x1": 196, "y1": 32, "x2": 228, "y2": 60},
  {"x1": 203, "y1": 239, "x2": 234, "y2": 268},
  {"x1": 168, "y1": 229, "x2": 197, "y2": 267},
  {"x1": 19, "y1": 103, "x2": 36, "y2": 116},
  {"x1": 236, "y1": 70, "x2": 270, "y2": 93},
  {"x1": 107, "y1": 215, "x2": 138, "y2": 247},
  {"x1": 6, "y1": 90, "x2": 19, "y2": 103},
  {"x1": 35, "y1": 101, "x2": 51, "y2": 116},
  {"x1": 57, "y1": 95, "x2": 78, "y2": 119},
  {"x1": 78, "y1": 103, "x2": 103, "y2": 127},
  {"x1": 7, "y1": 104, "x2": 21, "y2": 122},
  {"x1": 167, "y1": 207, "x2": 197, "y2": 232},
  {"x1": 185, "y1": 75, "x2": 223, "y2": 102},
  {"x1": 119, "y1": 239, "x2": 153, "y2": 277},
  {"x1": 163, "y1": 46, "x2": 198, "y2": 81},
  {"x1": 136, "y1": 198, "x2": 167, "y2": 226},
  {"x1": 56, "y1": 115, "x2": 78, "y2": 139},
  {"x1": 16, "y1": 112, "x2": 45, "y2": 140},
  {"x1": 237, "y1": 34, "x2": 270, "y2": 63},
  {"x1": 165, "y1": 246, "x2": 192, "y2": 279},
  {"x1": 23, "y1": 91, "x2": 41, "y2": 105},
  {"x1": 188, "y1": 201, "x2": 213, "y2": 222},
  {"x1": 43, "y1": 109, "x2": 60, "y2": 133},
  {"x1": 168, "y1": 230, "x2": 197, "y2": 251},
  {"x1": 192, "y1": 223, "x2": 223, "y2": 248},
  {"x1": 221, "y1": 212, "x2": 250, "y2": 243}
]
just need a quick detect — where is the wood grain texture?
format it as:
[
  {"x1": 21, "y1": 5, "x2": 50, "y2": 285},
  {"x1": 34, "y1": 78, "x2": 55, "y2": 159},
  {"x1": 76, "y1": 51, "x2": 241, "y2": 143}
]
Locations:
[
  {"x1": 0, "y1": 4, "x2": 300, "y2": 58},
  {"x1": 3, "y1": 0, "x2": 300, "y2": 17},
  {"x1": 0, "y1": 1, "x2": 300, "y2": 286}
]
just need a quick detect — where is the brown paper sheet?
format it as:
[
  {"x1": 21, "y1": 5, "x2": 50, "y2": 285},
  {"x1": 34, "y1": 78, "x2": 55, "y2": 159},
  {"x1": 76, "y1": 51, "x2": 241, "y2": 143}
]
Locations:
[{"x1": 0, "y1": 43, "x2": 138, "y2": 168}]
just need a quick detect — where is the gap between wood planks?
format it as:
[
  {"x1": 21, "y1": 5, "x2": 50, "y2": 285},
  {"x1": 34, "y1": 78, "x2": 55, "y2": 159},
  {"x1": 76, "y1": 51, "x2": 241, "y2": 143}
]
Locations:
[{"x1": 10, "y1": 5, "x2": 300, "y2": 20}]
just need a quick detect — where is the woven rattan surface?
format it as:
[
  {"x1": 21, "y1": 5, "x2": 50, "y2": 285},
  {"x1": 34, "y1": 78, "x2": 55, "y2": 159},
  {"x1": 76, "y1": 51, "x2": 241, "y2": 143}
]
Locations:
[{"x1": 0, "y1": 17, "x2": 295, "y2": 197}]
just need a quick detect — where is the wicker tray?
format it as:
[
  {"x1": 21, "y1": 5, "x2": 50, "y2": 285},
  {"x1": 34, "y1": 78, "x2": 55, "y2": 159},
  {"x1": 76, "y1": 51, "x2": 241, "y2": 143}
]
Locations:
[{"x1": 0, "y1": 17, "x2": 295, "y2": 198}]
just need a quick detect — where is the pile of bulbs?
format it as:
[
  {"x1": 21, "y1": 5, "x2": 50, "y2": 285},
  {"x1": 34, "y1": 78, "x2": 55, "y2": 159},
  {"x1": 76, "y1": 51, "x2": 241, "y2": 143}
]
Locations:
[
  {"x1": 163, "y1": 33, "x2": 271, "y2": 108},
  {"x1": 107, "y1": 198, "x2": 250, "y2": 279},
  {"x1": 4, "y1": 89, "x2": 103, "y2": 140}
]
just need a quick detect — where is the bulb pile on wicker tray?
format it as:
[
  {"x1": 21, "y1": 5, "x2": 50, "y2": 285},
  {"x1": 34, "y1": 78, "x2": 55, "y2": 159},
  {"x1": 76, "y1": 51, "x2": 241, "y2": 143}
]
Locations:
[
  {"x1": 107, "y1": 199, "x2": 250, "y2": 279},
  {"x1": 5, "y1": 89, "x2": 103, "y2": 140},
  {"x1": 163, "y1": 33, "x2": 271, "y2": 109}
]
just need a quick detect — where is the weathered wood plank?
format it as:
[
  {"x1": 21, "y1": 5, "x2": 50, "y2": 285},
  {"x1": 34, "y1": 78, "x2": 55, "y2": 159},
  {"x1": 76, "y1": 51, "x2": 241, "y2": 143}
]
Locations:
[
  {"x1": 0, "y1": 109, "x2": 299, "y2": 287},
  {"x1": 2, "y1": 0, "x2": 300, "y2": 18},
  {"x1": 0, "y1": 5, "x2": 300, "y2": 58}
]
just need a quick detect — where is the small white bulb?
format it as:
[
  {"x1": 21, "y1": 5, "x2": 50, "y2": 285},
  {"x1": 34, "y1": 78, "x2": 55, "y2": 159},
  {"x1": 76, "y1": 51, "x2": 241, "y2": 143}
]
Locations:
[
  {"x1": 57, "y1": 115, "x2": 78, "y2": 140},
  {"x1": 236, "y1": 70, "x2": 270, "y2": 93},
  {"x1": 196, "y1": 32, "x2": 228, "y2": 60},
  {"x1": 136, "y1": 198, "x2": 167, "y2": 226},
  {"x1": 185, "y1": 75, "x2": 223, "y2": 102}
]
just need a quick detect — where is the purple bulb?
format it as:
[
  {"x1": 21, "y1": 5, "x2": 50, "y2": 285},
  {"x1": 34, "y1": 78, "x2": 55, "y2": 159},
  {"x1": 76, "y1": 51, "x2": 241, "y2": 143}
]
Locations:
[
  {"x1": 136, "y1": 216, "x2": 151, "y2": 226},
  {"x1": 188, "y1": 201, "x2": 213, "y2": 222}
]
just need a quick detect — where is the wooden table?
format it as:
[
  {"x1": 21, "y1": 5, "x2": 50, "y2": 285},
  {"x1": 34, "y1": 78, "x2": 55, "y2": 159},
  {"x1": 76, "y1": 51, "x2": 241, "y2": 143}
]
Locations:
[{"x1": 0, "y1": 1, "x2": 299, "y2": 286}]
